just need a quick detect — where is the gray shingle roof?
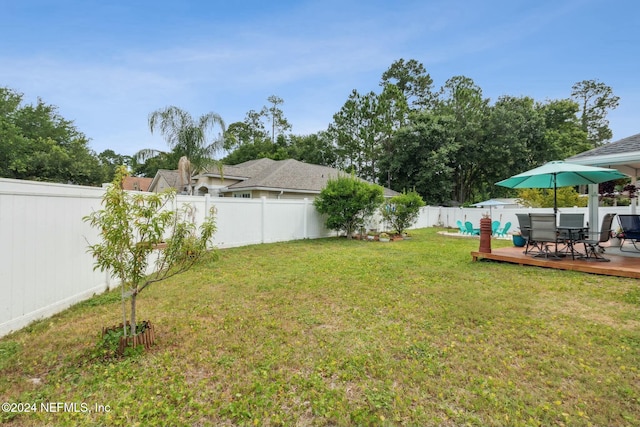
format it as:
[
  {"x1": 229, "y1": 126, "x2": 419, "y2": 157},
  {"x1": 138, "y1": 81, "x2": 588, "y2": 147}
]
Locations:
[
  {"x1": 155, "y1": 169, "x2": 181, "y2": 187},
  {"x1": 218, "y1": 159, "x2": 399, "y2": 196},
  {"x1": 568, "y1": 133, "x2": 640, "y2": 160}
]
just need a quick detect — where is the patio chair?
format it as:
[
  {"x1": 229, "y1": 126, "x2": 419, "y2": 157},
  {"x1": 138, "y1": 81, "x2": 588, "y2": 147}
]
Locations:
[
  {"x1": 495, "y1": 221, "x2": 511, "y2": 237},
  {"x1": 516, "y1": 213, "x2": 540, "y2": 254},
  {"x1": 528, "y1": 213, "x2": 560, "y2": 259},
  {"x1": 558, "y1": 213, "x2": 585, "y2": 240},
  {"x1": 557, "y1": 212, "x2": 586, "y2": 256},
  {"x1": 617, "y1": 214, "x2": 640, "y2": 252},
  {"x1": 457, "y1": 220, "x2": 467, "y2": 235},
  {"x1": 575, "y1": 213, "x2": 616, "y2": 261},
  {"x1": 491, "y1": 220, "x2": 500, "y2": 236},
  {"x1": 464, "y1": 221, "x2": 480, "y2": 235}
]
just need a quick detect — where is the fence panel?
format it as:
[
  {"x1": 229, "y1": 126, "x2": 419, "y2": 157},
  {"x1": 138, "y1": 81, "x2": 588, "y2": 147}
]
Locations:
[{"x1": 0, "y1": 180, "x2": 108, "y2": 337}]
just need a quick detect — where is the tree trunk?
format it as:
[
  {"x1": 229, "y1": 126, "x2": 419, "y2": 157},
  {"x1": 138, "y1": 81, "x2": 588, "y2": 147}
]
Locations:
[{"x1": 130, "y1": 292, "x2": 137, "y2": 336}]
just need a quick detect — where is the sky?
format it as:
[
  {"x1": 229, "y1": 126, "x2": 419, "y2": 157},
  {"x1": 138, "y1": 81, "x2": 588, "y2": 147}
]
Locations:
[{"x1": 1, "y1": 0, "x2": 638, "y2": 157}]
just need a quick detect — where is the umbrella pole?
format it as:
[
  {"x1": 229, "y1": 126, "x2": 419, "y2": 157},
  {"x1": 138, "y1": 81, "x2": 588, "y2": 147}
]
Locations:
[{"x1": 553, "y1": 175, "x2": 558, "y2": 215}]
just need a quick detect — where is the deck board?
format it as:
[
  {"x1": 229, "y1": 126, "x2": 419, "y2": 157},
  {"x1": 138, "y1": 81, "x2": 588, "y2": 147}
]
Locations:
[{"x1": 471, "y1": 245, "x2": 640, "y2": 279}]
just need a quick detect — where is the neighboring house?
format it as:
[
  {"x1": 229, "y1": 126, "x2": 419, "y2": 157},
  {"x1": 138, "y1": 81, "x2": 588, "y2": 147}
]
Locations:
[
  {"x1": 148, "y1": 169, "x2": 191, "y2": 194},
  {"x1": 122, "y1": 176, "x2": 153, "y2": 192},
  {"x1": 193, "y1": 158, "x2": 399, "y2": 199}
]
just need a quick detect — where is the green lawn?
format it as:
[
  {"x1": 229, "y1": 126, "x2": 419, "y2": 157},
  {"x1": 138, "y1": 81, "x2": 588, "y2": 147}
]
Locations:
[{"x1": 1, "y1": 228, "x2": 639, "y2": 426}]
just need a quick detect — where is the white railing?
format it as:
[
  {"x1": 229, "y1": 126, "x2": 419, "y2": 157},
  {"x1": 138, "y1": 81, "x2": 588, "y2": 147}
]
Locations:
[{"x1": 1, "y1": 177, "x2": 635, "y2": 337}]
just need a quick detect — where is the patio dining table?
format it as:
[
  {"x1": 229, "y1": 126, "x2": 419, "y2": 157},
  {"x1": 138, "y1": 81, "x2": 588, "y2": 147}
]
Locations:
[
  {"x1": 556, "y1": 225, "x2": 588, "y2": 259},
  {"x1": 526, "y1": 213, "x2": 588, "y2": 260}
]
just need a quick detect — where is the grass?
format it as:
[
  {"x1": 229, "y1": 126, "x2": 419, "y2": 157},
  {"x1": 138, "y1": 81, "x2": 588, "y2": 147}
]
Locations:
[{"x1": 1, "y1": 228, "x2": 639, "y2": 426}]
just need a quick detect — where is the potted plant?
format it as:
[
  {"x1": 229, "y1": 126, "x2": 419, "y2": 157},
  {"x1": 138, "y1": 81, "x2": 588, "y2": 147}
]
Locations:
[
  {"x1": 379, "y1": 232, "x2": 390, "y2": 242},
  {"x1": 511, "y1": 230, "x2": 526, "y2": 247}
]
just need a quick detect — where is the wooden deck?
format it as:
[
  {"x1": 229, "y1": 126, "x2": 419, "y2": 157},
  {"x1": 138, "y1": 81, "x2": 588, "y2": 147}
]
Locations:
[{"x1": 472, "y1": 245, "x2": 640, "y2": 279}]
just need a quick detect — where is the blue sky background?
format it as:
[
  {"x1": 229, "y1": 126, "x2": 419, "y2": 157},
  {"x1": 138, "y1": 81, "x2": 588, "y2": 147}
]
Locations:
[{"x1": 1, "y1": 0, "x2": 638, "y2": 157}]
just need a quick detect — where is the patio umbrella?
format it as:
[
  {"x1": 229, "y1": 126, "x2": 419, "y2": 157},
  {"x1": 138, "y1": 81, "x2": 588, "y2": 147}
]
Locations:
[
  {"x1": 495, "y1": 160, "x2": 628, "y2": 213},
  {"x1": 471, "y1": 199, "x2": 509, "y2": 218}
]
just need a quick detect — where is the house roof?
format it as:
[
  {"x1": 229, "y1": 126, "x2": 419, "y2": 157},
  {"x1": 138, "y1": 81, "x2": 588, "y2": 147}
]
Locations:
[
  {"x1": 566, "y1": 133, "x2": 640, "y2": 176},
  {"x1": 199, "y1": 159, "x2": 399, "y2": 196},
  {"x1": 149, "y1": 169, "x2": 182, "y2": 192},
  {"x1": 122, "y1": 176, "x2": 153, "y2": 191}
]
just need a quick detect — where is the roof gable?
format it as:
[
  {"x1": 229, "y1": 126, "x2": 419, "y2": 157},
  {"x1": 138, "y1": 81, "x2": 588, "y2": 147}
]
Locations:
[{"x1": 122, "y1": 176, "x2": 153, "y2": 191}]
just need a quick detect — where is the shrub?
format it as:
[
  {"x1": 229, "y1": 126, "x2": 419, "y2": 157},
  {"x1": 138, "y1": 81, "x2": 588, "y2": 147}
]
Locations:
[
  {"x1": 381, "y1": 190, "x2": 425, "y2": 235},
  {"x1": 314, "y1": 174, "x2": 384, "y2": 238}
]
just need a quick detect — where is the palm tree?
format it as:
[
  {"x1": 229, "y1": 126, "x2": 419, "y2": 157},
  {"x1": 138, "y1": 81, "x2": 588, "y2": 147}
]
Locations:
[{"x1": 135, "y1": 106, "x2": 226, "y2": 193}]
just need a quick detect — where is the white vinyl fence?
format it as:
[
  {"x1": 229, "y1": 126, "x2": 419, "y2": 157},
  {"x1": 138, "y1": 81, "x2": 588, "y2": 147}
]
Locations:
[
  {"x1": 0, "y1": 178, "x2": 333, "y2": 337},
  {"x1": 1, "y1": 177, "x2": 635, "y2": 337}
]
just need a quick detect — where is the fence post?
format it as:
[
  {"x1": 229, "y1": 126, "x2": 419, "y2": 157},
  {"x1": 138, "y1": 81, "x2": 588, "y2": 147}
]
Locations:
[
  {"x1": 261, "y1": 196, "x2": 267, "y2": 244},
  {"x1": 204, "y1": 193, "x2": 210, "y2": 216},
  {"x1": 303, "y1": 198, "x2": 309, "y2": 239}
]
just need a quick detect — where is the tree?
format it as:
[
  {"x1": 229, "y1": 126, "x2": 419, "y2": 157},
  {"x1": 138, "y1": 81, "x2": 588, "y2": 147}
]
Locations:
[
  {"x1": 313, "y1": 175, "x2": 384, "y2": 238},
  {"x1": 265, "y1": 95, "x2": 292, "y2": 142},
  {"x1": 378, "y1": 111, "x2": 458, "y2": 204},
  {"x1": 482, "y1": 96, "x2": 546, "y2": 193},
  {"x1": 380, "y1": 58, "x2": 435, "y2": 110},
  {"x1": 222, "y1": 138, "x2": 287, "y2": 164},
  {"x1": 539, "y1": 98, "x2": 589, "y2": 160},
  {"x1": 140, "y1": 106, "x2": 226, "y2": 193},
  {"x1": 84, "y1": 166, "x2": 217, "y2": 341},
  {"x1": 381, "y1": 190, "x2": 425, "y2": 235},
  {"x1": 571, "y1": 79, "x2": 619, "y2": 147},
  {"x1": 130, "y1": 150, "x2": 180, "y2": 177},
  {"x1": 224, "y1": 112, "x2": 268, "y2": 151},
  {"x1": 516, "y1": 187, "x2": 587, "y2": 209},
  {"x1": 330, "y1": 89, "x2": 395, "y2": 183},
  {"x1": 0, "y1": 87, "x2": 104, "y2": 185},
  {"x1": 434, "y1": 76, "x2": 489, "y2": 204},
  {"x1": 377, "y1": 84, "x2": 410, "y2": 187},
  {"x1": 98, "y1": 149, "x2": 132, "y2": 182},
  {"x1": 286, "y1": 132, "x2": 338, "y2": 167}
]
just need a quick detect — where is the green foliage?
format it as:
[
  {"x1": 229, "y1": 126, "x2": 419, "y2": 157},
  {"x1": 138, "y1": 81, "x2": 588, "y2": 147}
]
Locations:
[
  {"x1": 1, "y1": 229, "x2": 639, "y2": 426},
  {"x1": 0, "y1": 87, "x2": 104, "y2": 185},
  {"x1": 134, "y1": 106, "x2": 226, "y2": 184},
  {"x1": 95, "y1": 322, "x2": 149, "y2": 360},
  {"x1": 379, "y1": 112, "x2": 458, "y2": 204},
  {"x1": 571, "y1": 79, "x2": 619, "y2": 147},
  {"x1": 83, "y1": 166, "x2": 217, "y2": 337},
  {"x1": 381, "y1": 190, "x2": 425, "y2": 235},
  {"x1": 314, "y1": 174, "x2": 384, "y2": 237},
  {"x1": 131, "y1": 150, "x2": 181, "y2": 178},
  {"x1": 516, "y1": 187, "x2": 588, "y2": 208},
  {"x1": 380, "y1": 58, "x2": 435, "y2": 110},
  {"x1": 97, "y1": 149, "x2": 132, "y2": 182},
  {"x1": 0, "y1": 341, "x2": 20, "y2": 370}
]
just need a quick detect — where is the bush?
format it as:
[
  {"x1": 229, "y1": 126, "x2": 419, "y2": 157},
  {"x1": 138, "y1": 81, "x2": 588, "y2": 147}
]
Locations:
[
  {"x1": 381, "y1": 190, "x2": 425, "y2": 235},
  {"x1": 314, "y1": 174, "x2": 384, "y2": 238}
]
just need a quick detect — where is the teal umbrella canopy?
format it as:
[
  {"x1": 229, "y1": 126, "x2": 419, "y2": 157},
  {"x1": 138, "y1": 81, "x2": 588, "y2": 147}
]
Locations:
[
  {"x1": 496, "y1": 160, "x2": 629, "y2": 213},
  {"x1": 496, "y1": 161, "x2": 628, "y2": 189}
]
